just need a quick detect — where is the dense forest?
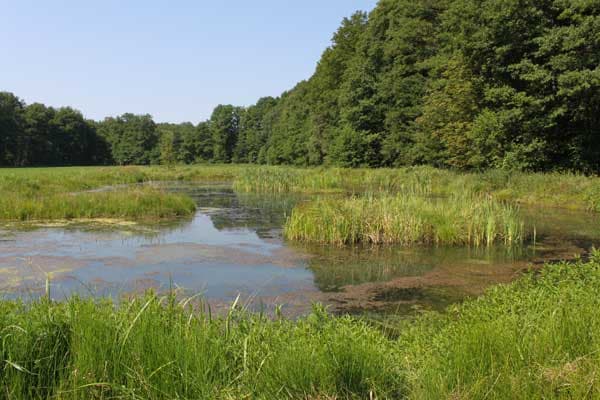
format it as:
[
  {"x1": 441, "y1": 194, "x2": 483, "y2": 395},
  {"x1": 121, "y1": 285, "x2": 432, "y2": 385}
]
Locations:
[{"x1": 1, "y1": 0, "x2": 599, "y2": 171}]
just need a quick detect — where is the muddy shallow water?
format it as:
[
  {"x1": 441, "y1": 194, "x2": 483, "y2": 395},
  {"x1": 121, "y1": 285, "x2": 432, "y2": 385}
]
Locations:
[{"x1": 1, "y1": 183, "x2": 599, "y2": 316}]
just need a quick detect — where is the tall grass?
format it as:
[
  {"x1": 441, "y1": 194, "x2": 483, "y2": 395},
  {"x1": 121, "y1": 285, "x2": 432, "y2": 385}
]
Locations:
[
  {"x1": 234, "y1": 166, "x2": 600, "y2": 212},
  {"x1": 0, "y1": 164, "x2": 249, "y2": 196},
  {"x1": 0, "y1": 165, "x2": 250, "y2": 221},
  {"x1": 401, "y1": 251, "x2": 600, "y2": 399},
  {"x1": 0, "y1": 188, "x2": 196, "y2": 221},
  {"x1": 2, "y1": 165, "x2": 598, "y2": 221},
  {"x1": 1, "y1": 253, "x2": 599, "y2": 398},
  {"x1": 232, "y1": 166, "x2": 440, "y2": 196},
  {"x1": 285, "y1": 193, "x2": 526, "y2": 247},
  {"x1": 0, "y1": 298, "x2": 402, "y2": 399}
]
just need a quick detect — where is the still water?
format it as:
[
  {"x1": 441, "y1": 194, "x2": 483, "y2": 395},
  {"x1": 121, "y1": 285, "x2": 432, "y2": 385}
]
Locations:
[{"x1": 1, "y1": 183, "x2": 599, "y2": 315}]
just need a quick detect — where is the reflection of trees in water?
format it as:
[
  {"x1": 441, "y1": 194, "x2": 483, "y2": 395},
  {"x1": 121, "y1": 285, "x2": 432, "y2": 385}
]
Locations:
[
  {"x1": 305, "y1": 245, "x2": 528, "y2": 292},
  {"x1": 204, "y1": 191, "x2": 302, "y2": 239},
  {"x1": 162, "y1": 183, "x2": 303, "y2": 239}
]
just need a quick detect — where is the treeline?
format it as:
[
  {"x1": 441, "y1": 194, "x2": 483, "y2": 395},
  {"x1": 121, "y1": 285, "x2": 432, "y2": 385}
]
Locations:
[
  {"x1": 1, "y1": 0, "x2": 599, "y2": 171},
  {"x1": 251, "y1": 0, "x2": 600, "y2": 171},
  {"x1": 0, "y1": 93, "x2": 111, "y2": 166}
]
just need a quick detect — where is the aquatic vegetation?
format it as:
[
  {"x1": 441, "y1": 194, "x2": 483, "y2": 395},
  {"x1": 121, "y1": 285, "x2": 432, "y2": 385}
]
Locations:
[
  {"x1": 0, "y1": 165, "x2": 249, "y2": 221},
  {"x1": 234, "y1": 166, "x2": 600, "y2": 212},
  {"x1": 233, "y1": 165, "x2": 443, "y2": 195},
  {"x1": 1, "y1": 165, "x2": 599, "y2": 222},
  {"x1": 0, "y1": 188, "x2": 196, "y2": 221},
  {"x1": 1, "y1": 253, "x2": 599, "y2": 398},
  {"x1": 284, "y1": 193, "x2": 526, "y2": 247}
]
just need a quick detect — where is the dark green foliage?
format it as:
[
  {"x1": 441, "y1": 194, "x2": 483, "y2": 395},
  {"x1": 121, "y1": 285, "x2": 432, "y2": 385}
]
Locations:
[
  {"x1": 233, "y1": 0, "x2": 599, "y2": 172},
  {"x1": 0, "y1": 92, "x2": 24, "y2": 166},
  {"x1": 98, "y1": 113, "x2": 159, "y2": 165},
  {"x1": 210, "y1": 105, "x2": 242, "y2": 163},
  {"x1": 0, "y1": 93, "x2": 110, "y2": 167},
  {"x1": 234, "y1": 97, "x2": 277, "y2": 163}
]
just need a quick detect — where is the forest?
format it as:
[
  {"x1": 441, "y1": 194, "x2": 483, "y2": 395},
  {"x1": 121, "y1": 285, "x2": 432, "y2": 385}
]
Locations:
[{"x1": 1, "y1": 0, "x2": 599, "y2": 172}]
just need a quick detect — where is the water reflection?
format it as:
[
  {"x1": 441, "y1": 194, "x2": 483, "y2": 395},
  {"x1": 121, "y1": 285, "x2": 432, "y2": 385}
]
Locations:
[{"x1": 304, "y1": 244, "x2": 530, "y2": 292}]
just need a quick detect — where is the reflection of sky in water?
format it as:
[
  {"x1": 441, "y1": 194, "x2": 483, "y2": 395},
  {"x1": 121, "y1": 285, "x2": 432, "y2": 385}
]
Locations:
[
  {"x1": 1, "y1": 183, "x2": 600, "y2": 310},
  {"x1": 0, "y1": 184, "x2": 315, "y2": 300}
]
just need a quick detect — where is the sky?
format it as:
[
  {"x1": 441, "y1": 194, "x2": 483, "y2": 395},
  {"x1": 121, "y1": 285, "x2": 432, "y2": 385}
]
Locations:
[{"x1": 2, "y1": 0, "x2": 378, "y2": 123}]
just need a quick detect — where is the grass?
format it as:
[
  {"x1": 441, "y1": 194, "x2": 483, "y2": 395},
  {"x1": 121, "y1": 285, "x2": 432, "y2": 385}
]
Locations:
[
  {"x1": 1, "y1": 164, "x2": 598, "y2": 221},
  {"x1": 234, "y1": 166, "x2": 600, "y2": 212},
  {"x1": 284, "y1": 193, "x2": 526, "y2": 247},
  {"x1": 1, "y1": 252, "x2": 599, "y2": 399},
  {"x1": 401, "y1": 252, "x2": 600, "y2": 399},
  {"x1": 0, "y1": 165, "x2": 250, "y2": 221},
  {"x1": 0, "y1": 188, "x2": 196, "y2": 221},
  {"x1": 0, "y1": 165, "x2": 246, "y2": 195},
  {"x1": 0, "y1": 298, "x2": 402, "y2": 399},
  {"x1": 232, "y1": 166, "x2": 439, "y2": 196}
]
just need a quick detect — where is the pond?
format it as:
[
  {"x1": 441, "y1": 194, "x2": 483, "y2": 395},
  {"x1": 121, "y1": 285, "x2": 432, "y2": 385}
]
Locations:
[{"x1": 1, "y1": 182, "x2": 599, "y2": 316}]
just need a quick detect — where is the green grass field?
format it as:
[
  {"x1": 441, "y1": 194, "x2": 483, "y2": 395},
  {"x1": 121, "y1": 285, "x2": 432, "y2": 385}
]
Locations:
[
  {"x1": 1, "y1": 165, "x2": 599, "y2": 398},
  {"x1": 1, "y1": 253, "x2": 598, "y2": 399}
]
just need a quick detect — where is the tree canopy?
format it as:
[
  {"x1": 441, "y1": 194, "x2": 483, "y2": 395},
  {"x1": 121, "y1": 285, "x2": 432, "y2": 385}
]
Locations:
[{"x1": 1, "y1": 0, "x2": 598, "y2": 171}]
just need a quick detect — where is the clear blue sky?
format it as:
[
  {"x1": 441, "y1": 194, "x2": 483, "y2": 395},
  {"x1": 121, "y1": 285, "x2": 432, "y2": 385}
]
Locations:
[{"x1": 2, "y1": 1, "x2": 378, "y2": 123}]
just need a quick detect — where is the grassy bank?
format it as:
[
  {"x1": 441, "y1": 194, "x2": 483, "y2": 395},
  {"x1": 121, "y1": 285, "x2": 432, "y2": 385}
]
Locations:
[
  {"x1": 0, "y1": 165, "x2": 249, "y2": 221},
  {"x1": 232, "y1": 166, "x2": 439, "y2": 195},
  {"x1": 1, "y1": 254, "x2": 599, "y2": 399},
  {"x1": 234, "y1": 166, "x2": 600, "y2": 212},
  {"x1": 0, "y1": 188, "x2": 196, "y2": 221},
  {"x1": 0, "y1": 165, "x2": 247, "y2": 195},
  {"x1": 402, "y1": 253, "x2": 600, "y2": 399},
  {"x1": 285, "y1": 193, "x2": 526, "y2": 246}
]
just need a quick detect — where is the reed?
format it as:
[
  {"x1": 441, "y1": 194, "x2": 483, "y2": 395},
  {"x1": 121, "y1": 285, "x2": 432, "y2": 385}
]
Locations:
[
  {"x1": 233, "y1": 166, "x2": 600, "y2": 212},
  {"x1": 232, "y1": 165, "x2": 443, "y2": 195},
  {"x1": 284, "y1": 193, "x2": 526, "y2": 247}
]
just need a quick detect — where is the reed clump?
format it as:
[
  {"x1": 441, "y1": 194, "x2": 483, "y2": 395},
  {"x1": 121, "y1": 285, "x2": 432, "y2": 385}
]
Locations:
[{"x1": 284, "y1": 193, "x2": 526, "y2": 247}]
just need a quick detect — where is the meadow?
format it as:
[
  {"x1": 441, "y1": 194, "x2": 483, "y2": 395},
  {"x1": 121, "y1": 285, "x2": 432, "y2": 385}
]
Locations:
[
  {"x1": 1, "y1": 253, "x2": 598, "y2": 399},
  {"x1": 2, "y1": 165, "x2": 600, "y2": 398}
]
